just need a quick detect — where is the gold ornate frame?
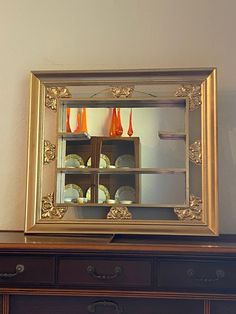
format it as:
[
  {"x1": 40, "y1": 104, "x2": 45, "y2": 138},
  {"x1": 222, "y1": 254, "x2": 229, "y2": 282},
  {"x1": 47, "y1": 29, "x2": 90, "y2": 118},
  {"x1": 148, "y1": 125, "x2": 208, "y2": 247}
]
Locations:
[{"x1": 25, "y1": 68, "x2": 218, "y2": 235}]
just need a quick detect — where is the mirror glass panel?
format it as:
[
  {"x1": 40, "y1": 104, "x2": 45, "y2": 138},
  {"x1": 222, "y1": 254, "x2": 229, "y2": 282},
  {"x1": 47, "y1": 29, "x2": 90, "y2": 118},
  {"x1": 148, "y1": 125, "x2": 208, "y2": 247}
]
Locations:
[{"x1": 56, "y1": 96, "x2": 188, "y2": 211}]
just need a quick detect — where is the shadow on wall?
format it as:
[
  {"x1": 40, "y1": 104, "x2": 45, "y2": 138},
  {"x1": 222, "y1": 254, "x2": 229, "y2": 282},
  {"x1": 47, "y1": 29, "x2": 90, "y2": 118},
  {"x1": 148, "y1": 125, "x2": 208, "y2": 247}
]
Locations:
[{"x1": 218, "y1": 91, "x2": 236, "y2": 233}]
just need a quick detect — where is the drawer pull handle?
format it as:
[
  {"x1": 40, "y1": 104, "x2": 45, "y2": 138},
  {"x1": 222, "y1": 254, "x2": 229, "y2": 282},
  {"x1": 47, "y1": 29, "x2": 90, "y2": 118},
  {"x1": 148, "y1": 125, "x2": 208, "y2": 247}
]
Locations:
[
  {"x1": 88, "y1": 300, "x2": 122, "y2": 313},
  {"x1": 187, "y1": 268, "x2": 225, "y2": 283},
  {"x1": 87, "y1": 265, "x2": 122, "y2": 280},
  {"x1": 0, "y1": 264, "x2": 24, "y2": 279}
]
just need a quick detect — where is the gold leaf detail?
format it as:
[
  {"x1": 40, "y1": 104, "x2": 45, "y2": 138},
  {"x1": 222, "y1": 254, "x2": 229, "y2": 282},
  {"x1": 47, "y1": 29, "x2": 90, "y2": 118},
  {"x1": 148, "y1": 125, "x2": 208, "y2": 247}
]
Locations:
[
  {"x1": 44, "y1": 140, "x2": 56, "y2": 164},
  {"x1": 107, "y1": 206, "x2": 132, "y2": 220},
  {"x1": 111, "y1": 86, "x2": 134, "y2": 98},
  {"x1": 45, "y1": 87, "x2": 71, "y2": 111},
  {"x1": 174, "y1": 194, "x2": 202, "y2": 221},
  {"x1": 189, "y1": 140, "x2": 202, "y2": 165},
  {"x1": 41, "y1": 193, "x2": 66, "y2": 219},
  {"x1": 175, "y1": 85, "x2": 201, "y2": 111}
]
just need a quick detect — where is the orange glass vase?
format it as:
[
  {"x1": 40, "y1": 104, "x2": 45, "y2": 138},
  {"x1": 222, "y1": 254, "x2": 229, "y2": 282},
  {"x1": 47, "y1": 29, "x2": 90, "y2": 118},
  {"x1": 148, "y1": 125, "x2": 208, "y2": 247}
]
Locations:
[
  {"x1": 109, "y1": 108, "x2": 117, "y2": 137},
  {"x1": 66, "y1": 108, "x2": 71, "y2": 132},
  {"x1": 80, "y1": 108, "x2": 88, "y2": 133},
  {"x1": 116, "y1": 108, "x2": 123, "y2": 136},
  {"x1": 127, "y1": 109, "x2": 133, "y2": 137},
  {"x1": 74, "y1": 111, "x2": 81, "y2": 133}
]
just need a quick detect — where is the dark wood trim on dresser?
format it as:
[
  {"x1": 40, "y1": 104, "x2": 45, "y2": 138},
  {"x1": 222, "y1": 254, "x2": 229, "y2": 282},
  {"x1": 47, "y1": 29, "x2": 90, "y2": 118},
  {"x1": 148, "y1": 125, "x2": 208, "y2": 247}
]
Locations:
[{"x1": 0, "y1": 232, "x2": 236, "y2": 313}]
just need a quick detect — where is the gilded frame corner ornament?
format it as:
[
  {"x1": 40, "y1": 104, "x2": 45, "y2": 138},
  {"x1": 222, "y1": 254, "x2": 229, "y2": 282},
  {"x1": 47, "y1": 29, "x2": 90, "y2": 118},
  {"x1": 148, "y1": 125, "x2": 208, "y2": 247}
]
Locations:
[
  {"x1": 41, "y1": 193, "x2": 66, "y2": 219},
  {"x1": 189, "y1": 140, "x2": 202, "y2": 165},
  {"x1": 107, "y1": 206, "x2": 132, "y2": 220},
  {"x1": 174, "y1": 194, "x2": 202, "y2": 221},
  {"x1": 44, "y1": 140, "x2": 56, "y2": 165},
  {"x1": 175, "y1": 84, "x2": 201, "y2": 111},
  {"x1": 45, "y1": 87, "x2": 71, "y2": 111}
]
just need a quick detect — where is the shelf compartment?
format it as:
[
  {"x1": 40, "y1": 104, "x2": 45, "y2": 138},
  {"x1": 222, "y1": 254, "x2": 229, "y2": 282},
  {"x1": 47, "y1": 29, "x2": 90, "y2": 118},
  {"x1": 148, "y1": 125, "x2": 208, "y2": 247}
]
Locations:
[{"x1": 158, "y1": 131, "x2": 186, "y2": 140}]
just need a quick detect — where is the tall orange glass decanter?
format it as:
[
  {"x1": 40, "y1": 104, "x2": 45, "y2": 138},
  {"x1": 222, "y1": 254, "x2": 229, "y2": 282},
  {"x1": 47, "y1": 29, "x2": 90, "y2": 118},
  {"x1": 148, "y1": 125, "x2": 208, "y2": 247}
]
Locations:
[
  {"x1": 66, "y1": 107, "x2": 71, "y2": 132},
  {"x1": 127, "y1": 108, "x2": 133, "y2": 137},
  {"x1": 109, "y1": 108, "x2": 117, "y2": 137},
  {"x1": 116, "y1": 108, "x2": 123, "y2": 136}
]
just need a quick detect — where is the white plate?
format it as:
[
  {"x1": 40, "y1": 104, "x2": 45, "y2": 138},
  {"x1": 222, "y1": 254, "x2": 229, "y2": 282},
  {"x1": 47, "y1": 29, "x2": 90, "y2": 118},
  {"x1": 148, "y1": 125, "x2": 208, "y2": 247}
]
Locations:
[
  {"x1": 64, "y1": 184, "x2": 83, "y2": 202},
  {"x1": 115, "y1": 154, "x2": 135, "y2": 168},
  {"x1": 115, "y1": 186, "x2": 135, "y2": 203},
  {"x1": 65, "y1": 154, "x2": 84, "y2": 168},
  {"x1": 87, "y1": 154, "x2": 110, "y2": 168},
  {"x1": 86, "y1": 185, "x2": 110, "y2": 203}
]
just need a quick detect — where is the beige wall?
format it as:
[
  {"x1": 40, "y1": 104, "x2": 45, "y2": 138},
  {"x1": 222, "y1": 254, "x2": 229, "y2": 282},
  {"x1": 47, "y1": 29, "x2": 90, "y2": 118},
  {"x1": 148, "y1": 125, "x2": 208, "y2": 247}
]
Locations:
[{"x1": 0, "y1": 0, "x2": 235, "y2": 233}]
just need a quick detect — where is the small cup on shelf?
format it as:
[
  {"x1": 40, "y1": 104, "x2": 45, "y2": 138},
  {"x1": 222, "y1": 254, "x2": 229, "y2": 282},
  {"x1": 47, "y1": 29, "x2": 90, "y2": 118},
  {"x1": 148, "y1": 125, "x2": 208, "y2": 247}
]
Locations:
[
  {"x1": 107, "y1": 199, "x2": 116, "y2": 204},
  {"x1": 120, "y1": 200, "x2": 132, "y2": 205},
  {"x1": 77, "y1": 197, "x2": 88, "y2": 204}
]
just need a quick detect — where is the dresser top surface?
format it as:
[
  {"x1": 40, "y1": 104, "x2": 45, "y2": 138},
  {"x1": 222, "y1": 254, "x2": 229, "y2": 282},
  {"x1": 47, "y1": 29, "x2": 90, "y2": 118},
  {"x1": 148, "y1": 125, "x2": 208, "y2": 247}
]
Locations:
[{"x1": 0, "y1": 232, "x2": 235, "y2": 254}]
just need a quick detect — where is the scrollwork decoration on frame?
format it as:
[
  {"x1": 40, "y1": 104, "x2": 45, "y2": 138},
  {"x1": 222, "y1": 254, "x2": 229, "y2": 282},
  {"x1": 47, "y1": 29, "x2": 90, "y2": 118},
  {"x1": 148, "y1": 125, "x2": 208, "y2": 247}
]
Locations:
[
  {"x1": 174, "y1": 194, "x2": 202, "y2": 221},
  {"x1": 110, "y1": 86, "x2": 134, "y2": 98},
  {"x1": 107, "y1": 206, "x2": 132, "y2": 220},
  {"x1": 44, "y1": 140, "x2": 56, "y2": 165},
  {"x1": 41, "y1": 193, "x2": 66, "y2": 219},
  {"x1": 175, "y1": 85, "x2": 201, "y2": 111},
  {"x1": 45, "y1": 87, "x2": 71, "y2": 111},
  {"x1": 189, "y1": 140, "x2": 202, "y2": 165}
]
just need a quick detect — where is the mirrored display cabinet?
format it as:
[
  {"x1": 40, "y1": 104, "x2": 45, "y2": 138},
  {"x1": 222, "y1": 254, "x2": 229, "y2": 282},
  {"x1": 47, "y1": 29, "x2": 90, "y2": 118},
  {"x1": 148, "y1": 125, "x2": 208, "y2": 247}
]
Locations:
[{"x1": 25, "y1": 68, "x2": 218, "y2": 235}]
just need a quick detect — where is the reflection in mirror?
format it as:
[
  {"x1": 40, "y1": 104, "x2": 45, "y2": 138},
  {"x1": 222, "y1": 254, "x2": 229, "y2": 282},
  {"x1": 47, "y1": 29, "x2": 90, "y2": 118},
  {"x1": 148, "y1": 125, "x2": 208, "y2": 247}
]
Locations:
[
  {"x1": 62, "y1": 205, "x2": 179, "y2": 221},
  {"x1": 57, "y1": 103, "x2": 188, "y2": 208}
]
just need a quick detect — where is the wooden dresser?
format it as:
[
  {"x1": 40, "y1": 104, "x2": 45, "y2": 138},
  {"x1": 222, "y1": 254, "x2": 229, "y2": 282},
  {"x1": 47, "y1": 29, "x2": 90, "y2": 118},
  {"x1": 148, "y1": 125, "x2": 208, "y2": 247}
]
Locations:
[{"x1": 0, "y1": 232, "x2": 236, "y2": 313}]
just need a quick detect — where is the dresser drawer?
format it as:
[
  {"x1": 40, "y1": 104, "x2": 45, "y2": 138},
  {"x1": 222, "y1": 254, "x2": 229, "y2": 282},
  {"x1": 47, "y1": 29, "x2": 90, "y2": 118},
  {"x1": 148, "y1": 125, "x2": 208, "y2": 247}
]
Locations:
[
  {"x1": 158, "y1": 258, "x2": 236, "y2": 291},
  {"x1": 0, "y1": 255, "x2": 54, "y2": 285},
  {"x1": 10, "y1": 295, "x2": 204, "y2": 314},
  {"x1": 57, "y1": 257, "x2": 152, "y2": 289},
  {"x1": 210, "y1": 300, "x2": 236, "y2": 314},
  {"x1": 0, "y1": 295, "x2": 2, "y2": 314}
]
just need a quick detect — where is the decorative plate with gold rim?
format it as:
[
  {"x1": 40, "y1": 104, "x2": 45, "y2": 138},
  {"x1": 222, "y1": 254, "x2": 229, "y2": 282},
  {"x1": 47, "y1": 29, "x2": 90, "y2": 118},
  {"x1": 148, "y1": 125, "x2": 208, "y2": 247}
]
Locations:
[
  {"x1": 65, "y1": 154, "x2": 84, "y2": 168},
  {"x1": 64, "y1": 184, "x2": 83, "y2": 203},
  {"x1": 115, "y1": 154, "x2": 135, "y2": 168},
  {"x1": 115, "y1": 186, "x2": 136, "y2": 203},
  {"x1": 86, "y1": 185, "x2": 110, "y2": 203},
  {"x1": 87, "y1": 154, "x2": 110, "y2": 168}
]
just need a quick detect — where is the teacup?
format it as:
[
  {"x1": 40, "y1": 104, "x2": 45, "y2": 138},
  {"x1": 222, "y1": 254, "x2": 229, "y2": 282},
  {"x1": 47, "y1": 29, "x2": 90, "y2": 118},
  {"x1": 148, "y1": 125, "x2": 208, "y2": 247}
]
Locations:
[
  {"x1": 64, "y1": 197, "x2": 72, "y2": 203},
  {"x1": 107, "y1": 199, "x2": 116, "y2": 204},
  {"x1": 120, "y1": 200, "x2": 132, "y2": 205},
  {"x1": 77, "y1": 197, "x2": 88, "y2": 204}
]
